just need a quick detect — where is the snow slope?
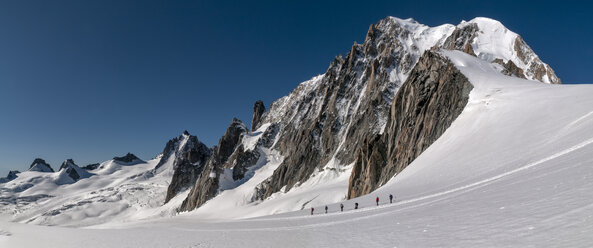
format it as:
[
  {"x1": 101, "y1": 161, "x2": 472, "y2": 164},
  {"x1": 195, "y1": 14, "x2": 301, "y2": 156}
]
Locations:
[
  {"x1": 0, "y1": 158, "x2": 186, "y2": 227},
  {"x1": 1, "y1": 50, "x2": 592, "y2": 247}
]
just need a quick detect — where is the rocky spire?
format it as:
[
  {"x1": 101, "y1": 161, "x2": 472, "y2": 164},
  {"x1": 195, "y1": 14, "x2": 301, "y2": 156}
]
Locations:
[
  {"x1": 163, "y1": 132, "x2": 212, "y2": 204},
  {"x1": 179, "y1": 118, "x2": 247, "y2": 211},
  {"x1": 251, "y1": 100, "x2": 265, "y2": 132}
]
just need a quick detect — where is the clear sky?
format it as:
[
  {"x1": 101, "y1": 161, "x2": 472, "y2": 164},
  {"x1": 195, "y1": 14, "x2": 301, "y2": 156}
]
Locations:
[{"x1": 0, "y1": 0, "x2": 591, "y2": 176}]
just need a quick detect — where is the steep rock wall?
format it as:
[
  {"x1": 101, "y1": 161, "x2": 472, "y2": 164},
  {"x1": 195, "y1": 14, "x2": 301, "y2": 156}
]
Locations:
[{"x1": 348, "y1": 50, "x2": 473, "y2": 198}]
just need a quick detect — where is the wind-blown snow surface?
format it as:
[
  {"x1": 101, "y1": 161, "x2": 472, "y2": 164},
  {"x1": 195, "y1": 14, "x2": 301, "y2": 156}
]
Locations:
[{"x1": 1, "y1": 51, "x2": 592, "y2": 247}]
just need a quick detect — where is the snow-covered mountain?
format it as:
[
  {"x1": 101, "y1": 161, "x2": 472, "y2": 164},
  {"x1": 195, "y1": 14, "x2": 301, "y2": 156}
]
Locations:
[
  {"x1": 28, "y1": 159, "x2": 54, "y2": 173},
  {"x1": 57, "y1": 159, "x2": 92, "y2": 182},
  {"x1": 0, "y1": 16, "x2": 577, "y2": 238},
  {"x1": 177, "y1": 16, "x2": 562, "y2": 214},
  {"x1": 2, "y1": 37, "x2": 592, "y2": 248}
]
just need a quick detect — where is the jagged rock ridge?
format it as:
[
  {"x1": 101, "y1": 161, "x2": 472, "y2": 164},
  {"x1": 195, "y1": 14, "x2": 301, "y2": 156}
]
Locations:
[
  {"x1": 179, "y1": 118, "x2": 248, "y2": 211},
  {"x1": 161, "y1": 132, "x2": 212, "y2": 204},
  {"x1": 177, "y1": 16, "x2": 562, "y2": 212},
  {"x1": 251, "y1": 100, "x2": 266, "y2": 132}
]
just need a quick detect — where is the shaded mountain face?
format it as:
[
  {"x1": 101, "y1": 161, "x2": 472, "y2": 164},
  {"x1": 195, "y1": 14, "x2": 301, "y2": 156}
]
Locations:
[
  {"x1": 251, "y1": 100, "x2": 265, "y2": 132},
  {"x1": 348, "y1": 50, "x2": 473, "y2": 198},
  {"x1": 0, "y1": 170, "x2": 20, "y2": 183},
  {"x1": 113, "y1": 153, "x2": 143, "y2": 164},
  {"x1": 179, "y1": 118, "x2": 248, "y2": 211},
  {"x1": 59, "y1": 159, "x2": 92, "y2": 182},
  {"x1": 176, "y1": 16, "x2": 562, "y2": 213},
  {"x1": 157, "y1": 132, "x2": 212, "y2": 204},
  {"x1": 81, "y1": 163, "x2": 100, "y2": 170},
  {"x1": 29, "y1": 158, "x2": 54, "y2": 173}
]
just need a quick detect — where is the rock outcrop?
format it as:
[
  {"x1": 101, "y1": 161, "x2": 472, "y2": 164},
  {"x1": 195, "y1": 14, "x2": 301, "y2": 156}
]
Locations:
[
  {"x1": 512, "y1": 35, "x2": 561, "y2": 84},
  {"x1": 113, "y1": 153, "x2": 143, "y2": 164},
  {"x1": 0, "y1": 170, "x2": 20, "y2": 183},
  {"x1": 163, "y1": 132, "x2": 211, "y2": 204},
  {"x1": 442, "y1": 23, "x2": 479, "y2": 56},
  {"x1": 82, "y1": 163, "x2": 100, "y2": 170},
  {"x1": 179, "y1": 118, "x2": 247, "y2": 211},
  {"x1": 229, "y1": 123, "x2": 278, "y2": 182},
  {"x1": 251, "y1": 100, "x2": 265, "y2": 132},
  {"x1": 59, "y1": 159, "x2": 91, "y2": 181},
  {"x1": 29, "y1": 158, "x2": 54, "y2": 172},
  {"x1": 347, "y1": 50, "x2": 473, "y2": 198}
]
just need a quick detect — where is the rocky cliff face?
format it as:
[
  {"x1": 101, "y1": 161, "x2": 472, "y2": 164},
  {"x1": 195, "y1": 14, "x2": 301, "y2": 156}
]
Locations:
[
  {"x1": 348, "y1": 50, "x2": 473, "y2": 198},
  {"x1": 157, "y1": 132, "x2": 212, "y2": 204},
  {"x1": 251, "y1": 100, "x2": 265, "y2": 132},
  {"x1": 179, "y1": 118, "x2": 247, "y2": 211},
  {"x1": 255, "y1": 17, "x2": 455, "y2": 199}
]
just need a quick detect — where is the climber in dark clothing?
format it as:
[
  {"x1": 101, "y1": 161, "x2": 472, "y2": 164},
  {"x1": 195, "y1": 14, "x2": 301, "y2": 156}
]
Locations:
[
  {"x1": 389, "y1": 194, "x2": 394, "y2": 204},
  {"x1": 376, "y1": 197, "x2": 379, "y2": 206},
  {"x1": 311, "y1": 207, "x2": 314, "y2": 215},
  {"x1": 340, "y1": 203, "x2": 344, "y2": 212},
  {"x1": 355, "y1": 202, "x2": 358, "y2": 209},
  {"x1": 325, "y1": 206, "x2": 328, "y2": 214}
]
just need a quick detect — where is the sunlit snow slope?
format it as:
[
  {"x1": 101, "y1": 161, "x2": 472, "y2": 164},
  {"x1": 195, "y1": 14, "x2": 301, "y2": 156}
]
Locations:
[{"x1": 1, "y1": 50, "x2": 591, "y2": 247}]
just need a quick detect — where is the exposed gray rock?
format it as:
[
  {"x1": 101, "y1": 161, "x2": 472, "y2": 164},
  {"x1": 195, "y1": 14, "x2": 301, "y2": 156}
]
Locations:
[
  {"x1": 347, "y1": 50, "x2": 473, "y2": 198},
  {"x1": 59, "y1": 159, "x2": 81, "y2": 181},
  {"x1": 179, "y1": 118, "x2": 247, "y2": 211},
  {"x1": 29, "y1": 158, "x2": 54, "y2": 173},
  {"x1": 493, "y1": 58, "x2": 526, "y2": 79},
  {"x1": 113, "y1": 153, "x2": 143, "y2": 164},
  {"x1": 229, "y1": 124, "x2": 278, "y2": 182},
  {"x1": 0, "y1": 170, "x2": 20, "y2": 183},
  {"x1": 58, "y1": 159, "x2": 91, "y2": 181},
  {"x1": 251, "y1": 100, "x2": 266, "y2": 132},
  {"x1": 163, "y1": 132, "x2": 211, "y2": 204},
  {"x1": 81, "y1": 163, "x2": 100, "y2": 170},
  {"x1": 442, "y1": 23, "x2": 479, "y2": 56},
  {"x1": 7, "y1": 170, "x2": 19, "y2": 180},
  {"x1": 513, "y1": 36, "x2": 561, "y2": 84}
]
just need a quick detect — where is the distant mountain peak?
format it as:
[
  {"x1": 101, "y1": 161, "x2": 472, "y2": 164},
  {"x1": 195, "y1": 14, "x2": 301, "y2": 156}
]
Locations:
[
  {"x1": 113, "y1": 153, "x2": 142, "y2": 164},
  {"x1": 29, "y1": 158, "x2": 54, "y2": 172}
]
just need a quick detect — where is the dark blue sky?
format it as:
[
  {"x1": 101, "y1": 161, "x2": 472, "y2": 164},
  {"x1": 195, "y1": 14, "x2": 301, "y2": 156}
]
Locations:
[{"x1": 0, "y1": 0, "x2": 591, "y2": 175}]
